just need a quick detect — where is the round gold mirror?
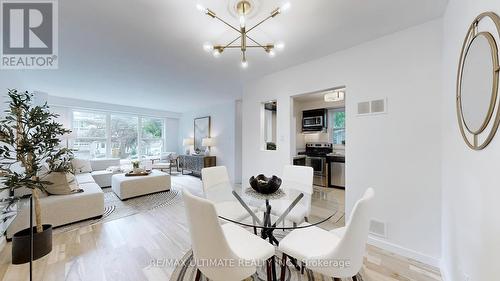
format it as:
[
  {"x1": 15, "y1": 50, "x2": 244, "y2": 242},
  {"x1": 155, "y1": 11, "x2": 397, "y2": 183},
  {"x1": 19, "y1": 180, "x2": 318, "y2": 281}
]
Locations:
[{"x1": 457, "y1": 12, "x2": 500, "y2": 150}]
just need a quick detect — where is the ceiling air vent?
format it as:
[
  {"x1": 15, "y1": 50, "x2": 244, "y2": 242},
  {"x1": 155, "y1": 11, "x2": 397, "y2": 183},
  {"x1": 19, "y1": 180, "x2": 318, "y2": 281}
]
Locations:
[{"x1": 357, "y1": 98, "x2": 387, "y2": 116}]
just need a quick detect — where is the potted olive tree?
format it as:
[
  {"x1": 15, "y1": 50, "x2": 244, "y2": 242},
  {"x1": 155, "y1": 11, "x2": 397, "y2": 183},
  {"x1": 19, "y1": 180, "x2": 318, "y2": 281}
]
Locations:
[{"x1": 0, "y1": 89, "x2": 72, "y2": 264}]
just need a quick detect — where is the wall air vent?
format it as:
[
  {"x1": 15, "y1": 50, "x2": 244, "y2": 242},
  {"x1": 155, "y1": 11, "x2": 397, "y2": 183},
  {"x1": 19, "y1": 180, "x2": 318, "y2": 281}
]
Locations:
[
  {"x1": 357, "y1": 101, "x2": 370, "y2": 115},
  {"x1": 369, "y1": 219, "x2": 387, "y2": 238},
  {"x1": 357, "y1": 98, "x2": 387, "y2": 116}
]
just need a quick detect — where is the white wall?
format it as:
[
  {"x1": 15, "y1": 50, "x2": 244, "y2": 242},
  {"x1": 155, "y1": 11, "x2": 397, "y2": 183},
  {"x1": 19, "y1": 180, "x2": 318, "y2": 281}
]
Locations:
[
  {"x1": 243, "y1": 20, "x2": 443, "y2": 265},
  {"x1": 178, "y1": 100, "x2": 240, "y2": 183},
  {"x1": 235, "y1": 100, "x2": 243, "y2": 184},
  {"x1": 441, "y1": 1, "x2": 500, "y2": 280}
]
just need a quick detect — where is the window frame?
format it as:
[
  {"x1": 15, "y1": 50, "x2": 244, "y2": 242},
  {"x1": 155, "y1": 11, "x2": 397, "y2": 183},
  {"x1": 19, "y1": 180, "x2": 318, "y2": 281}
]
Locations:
[
  {"x1": 328, "y1": 107, "x2": 346, "y2": 146},
  {"x1": 72, "y1": 110, "x2": 108, "y2": 159},
  {"x1": 71, "y1": 109, "x2": 167, "y2": 160},
  {"x1": 140, "y1": 117, "x2": 165, "y2": 157}
]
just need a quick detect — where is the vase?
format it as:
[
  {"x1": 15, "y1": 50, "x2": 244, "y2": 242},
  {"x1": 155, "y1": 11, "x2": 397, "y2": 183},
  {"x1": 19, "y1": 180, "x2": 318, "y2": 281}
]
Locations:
[{"x1": 12, "y1": 224, "x2": 52, "y2": 264}]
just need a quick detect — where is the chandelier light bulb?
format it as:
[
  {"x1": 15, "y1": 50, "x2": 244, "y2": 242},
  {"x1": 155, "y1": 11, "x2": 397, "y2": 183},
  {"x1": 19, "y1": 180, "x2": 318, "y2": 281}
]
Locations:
[
  {"x1": 268, "y1": 50, "x2": 276, "y2": 57},
  {"x1": 196, "y1": 4, "x2": 205, "y2": 12},
  {"x1": 203, "y1": 43, "x2": 213, "y2": 52},
  {"x1": 275, "y1": 42, "x2": 285, "y2": 50},
  {"x1": 241, "y1": 60, "x2": 248, "y2": 68},
  {"x1": 212, "y1": 49, "x2": 221, "y2": 58},
  {"x1": 280, "y1": 2, "x2": 291, "y2": 13},
  {"x1": 239, "y1": 15, "x2": 246, "y2": 28}
]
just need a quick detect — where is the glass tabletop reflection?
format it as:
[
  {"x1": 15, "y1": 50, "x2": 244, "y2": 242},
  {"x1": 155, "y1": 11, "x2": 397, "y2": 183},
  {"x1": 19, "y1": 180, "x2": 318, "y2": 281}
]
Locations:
[{"x1": 217, "y1": 187, "x2": 338, "y2": 231}]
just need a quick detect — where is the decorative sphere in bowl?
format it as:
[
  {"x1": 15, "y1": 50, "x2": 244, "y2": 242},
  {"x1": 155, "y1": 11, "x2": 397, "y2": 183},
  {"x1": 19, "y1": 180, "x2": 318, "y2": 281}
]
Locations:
[{"x1": 249, "y1": 174, "x2": 282, "y2": 194}]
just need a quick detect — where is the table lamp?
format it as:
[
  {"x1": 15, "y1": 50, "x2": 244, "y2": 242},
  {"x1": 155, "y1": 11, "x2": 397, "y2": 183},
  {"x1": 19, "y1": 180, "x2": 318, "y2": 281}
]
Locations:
[
  {"x1": 202, "y1": 137, "x2": 216, "y2": 156},
  {"x1": 183, "y1": 138, "x2": 194, "y2": 155}
]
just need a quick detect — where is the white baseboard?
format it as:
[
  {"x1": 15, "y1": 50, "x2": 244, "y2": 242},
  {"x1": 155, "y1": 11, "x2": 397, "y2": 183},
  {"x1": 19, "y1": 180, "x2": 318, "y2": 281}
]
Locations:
[
  {"x1": 439, "y1": 259, "x2": 451, "y2": 281},
  {"x1": 368, "y1": 236, "x2": 441, "y2": 268}
]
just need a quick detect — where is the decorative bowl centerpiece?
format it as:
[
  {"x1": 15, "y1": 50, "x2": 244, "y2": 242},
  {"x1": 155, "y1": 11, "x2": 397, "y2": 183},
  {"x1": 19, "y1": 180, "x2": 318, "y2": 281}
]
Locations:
[{"x1": 249, "y1": 174, "x2": 282, "y2": 194}]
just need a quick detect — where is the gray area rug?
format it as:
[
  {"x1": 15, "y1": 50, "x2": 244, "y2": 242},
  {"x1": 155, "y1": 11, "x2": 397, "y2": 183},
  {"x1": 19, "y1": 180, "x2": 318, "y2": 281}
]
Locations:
[
  {"x1": 170, "y1": 249, "x2": 364, "y2": 281},
  {"x1": 53, "y1": 187, "x2": 182, "y2": 234}
]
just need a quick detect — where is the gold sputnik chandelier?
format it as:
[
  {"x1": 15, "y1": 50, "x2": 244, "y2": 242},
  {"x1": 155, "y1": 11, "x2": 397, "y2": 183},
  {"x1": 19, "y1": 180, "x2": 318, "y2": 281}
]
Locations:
[{"x1": 197, "y1": 0, "x2": 290, "y2": 68}]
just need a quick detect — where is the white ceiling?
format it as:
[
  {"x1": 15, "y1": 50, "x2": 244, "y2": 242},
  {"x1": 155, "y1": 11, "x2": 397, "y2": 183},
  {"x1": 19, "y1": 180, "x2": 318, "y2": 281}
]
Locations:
[{"x1": 7, "y1": 0, "x2": 448, "y2": 112}]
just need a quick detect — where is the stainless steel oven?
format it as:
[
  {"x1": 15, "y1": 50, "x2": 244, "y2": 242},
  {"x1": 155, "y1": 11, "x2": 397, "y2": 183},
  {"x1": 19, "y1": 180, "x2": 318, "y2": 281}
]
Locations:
[
  {"x1": 304, "y1": 142, "x2": 332, "y2": 187},
  {"x1": 306, "y1": 156, "x2": 327, "y2": 186},
  {"x1": 305, "y1": 156, "x2": 325, "y2": 176}
]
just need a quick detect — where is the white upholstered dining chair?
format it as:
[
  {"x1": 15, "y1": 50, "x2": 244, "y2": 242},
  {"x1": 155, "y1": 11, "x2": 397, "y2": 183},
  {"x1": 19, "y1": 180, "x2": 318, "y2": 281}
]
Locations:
[
  {"x1": 270, "y1": 165, "x2": 314, "y2": 226},
  {"x1": 182, "y1": 189, "x2": 275, "y2": 281},
  {"x1": 201, "y1": 166, "x2": 257, "y2": 222},
  {"x1": 278, "y1": 188, "x2": 375, "y2": 281}
]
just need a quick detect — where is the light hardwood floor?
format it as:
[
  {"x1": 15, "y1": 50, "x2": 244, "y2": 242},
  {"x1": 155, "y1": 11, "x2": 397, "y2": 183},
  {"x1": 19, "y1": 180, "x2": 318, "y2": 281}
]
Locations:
[{"x1": 0, "y1": 175, "x2": 441, "y2": 281}]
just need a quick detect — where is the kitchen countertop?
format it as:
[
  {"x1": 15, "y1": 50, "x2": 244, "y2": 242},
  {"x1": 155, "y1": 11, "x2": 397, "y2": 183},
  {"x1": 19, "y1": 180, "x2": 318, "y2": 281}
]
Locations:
[
  {"x1": 327, "y1": 152, "x2": 345, "y2": 157},
  {"x1": 326, "y1": 154, "x2": 345, "y2": 162}
]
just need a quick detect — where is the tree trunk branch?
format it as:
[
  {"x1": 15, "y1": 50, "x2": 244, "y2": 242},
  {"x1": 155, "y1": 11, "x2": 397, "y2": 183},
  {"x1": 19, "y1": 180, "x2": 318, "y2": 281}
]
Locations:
[{"x1": 33, "y1": 188, "x2": 43, "y2": 233}]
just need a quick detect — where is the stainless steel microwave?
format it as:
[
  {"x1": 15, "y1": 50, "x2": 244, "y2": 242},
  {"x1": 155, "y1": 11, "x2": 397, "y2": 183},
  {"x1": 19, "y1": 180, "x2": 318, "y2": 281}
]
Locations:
[
  {"x1": 303, "y1": 116, "x2": 324, "y2": 127},
  {"x1": 302, "y1": 108, "x2": 327, "y2": 132}
]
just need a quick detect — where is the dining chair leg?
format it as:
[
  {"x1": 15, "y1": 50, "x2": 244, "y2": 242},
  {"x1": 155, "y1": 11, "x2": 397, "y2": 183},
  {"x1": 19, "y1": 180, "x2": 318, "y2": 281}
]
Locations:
[
  {"x1": 280, "y1": 254, "x2": 287, "y2": 281},
  {"x1": 195, "y1": 269, "x2": 201, "y2": 281},
  {"x1": 304, "y1": 216, "x2": 309, "y2": 223},
  {"x1": 300, "y1": 262, "x2": 305, "y2": 274},
  {"x1": 266, "y1": 258, "x2": 273, "y2": 281}
]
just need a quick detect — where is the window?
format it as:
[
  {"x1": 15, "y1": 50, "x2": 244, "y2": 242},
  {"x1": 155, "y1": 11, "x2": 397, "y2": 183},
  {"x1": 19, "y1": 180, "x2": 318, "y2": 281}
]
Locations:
[
  {"x1": 71, "y1": 110, "x2": 167, "y2": 160},
  {"x1": 262, "y1": 101, "x2": 277, "y2": 150},
  {"x1": 329, "y1": 108, "x2": 345, "y2": 145},
  {"x1": 141, "y1": 117, "x2": 164, "y2": 157},
  {"x1": 72, "y1": 111, "x2": 107, "y2": 159},
  {"x1": 111, "y1": 114, "x2": 139, "y2": 159}
]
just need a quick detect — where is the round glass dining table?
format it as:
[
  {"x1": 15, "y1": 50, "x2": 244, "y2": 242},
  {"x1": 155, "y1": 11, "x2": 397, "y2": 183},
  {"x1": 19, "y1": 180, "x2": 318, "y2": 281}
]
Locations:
[{"x1": 218, "y1": 187, "x2": 339, "y2": 281}]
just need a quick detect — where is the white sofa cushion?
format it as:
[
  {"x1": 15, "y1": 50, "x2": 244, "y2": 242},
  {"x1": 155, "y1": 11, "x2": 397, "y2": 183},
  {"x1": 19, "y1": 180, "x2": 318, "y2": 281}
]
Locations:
[
  {"x1": 90, "y1": 158, "x2": 120, "y2": 172},
  {"x1": 71, "y1": 158, "x2": 92, "y2": 174},
  {"x1": 75, "y1": 173, "x2": 95, "y2": 184},
  {"x1": 42, "y1": 172, "x2": 82, "y2": 195}
]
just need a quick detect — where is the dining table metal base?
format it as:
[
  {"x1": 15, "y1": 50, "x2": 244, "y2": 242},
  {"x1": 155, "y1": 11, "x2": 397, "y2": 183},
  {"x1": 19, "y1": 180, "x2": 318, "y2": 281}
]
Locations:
[
  {"x1": 225, "y1": 190, "x2": 331, "y2": 280},
  {"x1": 259, "y1": 199, "x2": 301, "y2": 281}
]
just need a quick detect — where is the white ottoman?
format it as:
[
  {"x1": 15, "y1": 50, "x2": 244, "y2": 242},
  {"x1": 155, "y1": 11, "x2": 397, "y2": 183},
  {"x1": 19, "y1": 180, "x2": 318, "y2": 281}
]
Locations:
[{"x1": 112, "y1": 170, "x2": 171, "y2": 200}]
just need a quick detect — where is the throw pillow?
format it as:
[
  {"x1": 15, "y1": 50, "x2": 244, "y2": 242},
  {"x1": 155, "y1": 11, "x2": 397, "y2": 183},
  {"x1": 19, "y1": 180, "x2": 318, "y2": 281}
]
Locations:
[
  {"x1": 43, "y1": 172, "x2": 83, "y2": 195},
  {"x1": 106, "y1": 166, "x2": 122, "y2": 173},
  {"x1": 71, "y1": 158, "x2": 92, "y2": 174}
]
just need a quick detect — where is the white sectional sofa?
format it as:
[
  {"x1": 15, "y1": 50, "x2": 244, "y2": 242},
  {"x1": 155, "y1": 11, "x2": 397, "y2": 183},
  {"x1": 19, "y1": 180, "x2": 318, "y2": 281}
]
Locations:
[
  {"x1": 7, "y1": 179, "x2": 104, "y2": 239},
  {"x1": 5, "y1": 158, "x2": 122, "y2": 239}
]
